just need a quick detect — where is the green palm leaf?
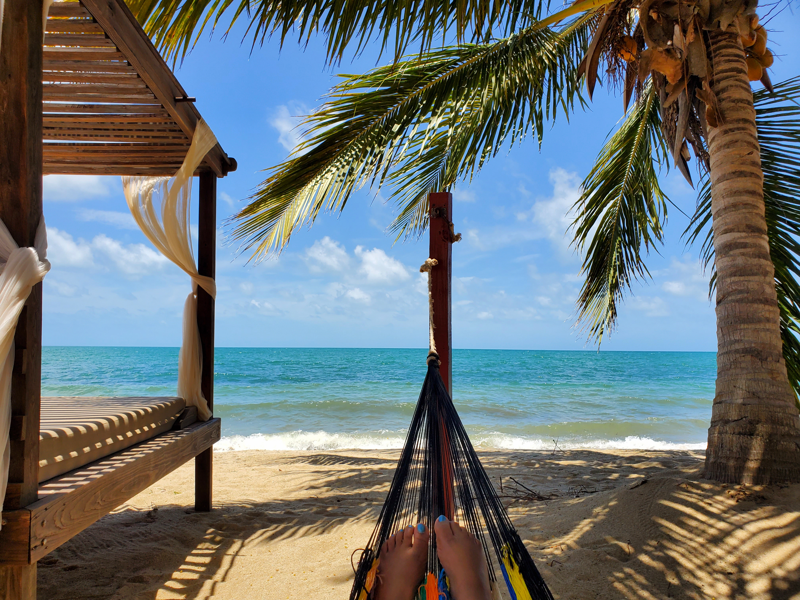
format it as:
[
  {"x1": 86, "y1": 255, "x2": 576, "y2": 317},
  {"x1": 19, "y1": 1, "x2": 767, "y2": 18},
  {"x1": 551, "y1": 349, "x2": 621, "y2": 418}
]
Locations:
[
  {"x1": 230, "y1": 16, "x2": 592, "y2": 258},
  {"x1": 571, "y1": 82, "x2": 670, "y2": 344},
  {"x1": 128, "y1": 0, "x2": 551, "y2": 64},
  {"x1": 686, "y1": 77, "x2": 800, "y2": 402}
]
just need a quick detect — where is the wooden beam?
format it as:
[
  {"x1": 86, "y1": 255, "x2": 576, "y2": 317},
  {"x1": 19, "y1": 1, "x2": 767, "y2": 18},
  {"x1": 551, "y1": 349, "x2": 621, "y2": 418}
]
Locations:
[
  {"x1": 195, "y1": 171, "x2": 217, "y2": 512},
  {"x1": 81, "y1": 0, "x2": 235, "y2": 177},
  {"x1": 428, "y1": 193, "x2": 454, "y2": 395},
  {"x1": 0, "y1": 419, "x2": 221, "y2": 564},
  {"x1": 0, "y1": 0, "x2": 44, "y2": 594},
  {"x1": 0, "y1": 566, "x2": 36, "y2": 600},
  {"x1": 0, "y1": 0, "x2": 44, "y2": 511}
]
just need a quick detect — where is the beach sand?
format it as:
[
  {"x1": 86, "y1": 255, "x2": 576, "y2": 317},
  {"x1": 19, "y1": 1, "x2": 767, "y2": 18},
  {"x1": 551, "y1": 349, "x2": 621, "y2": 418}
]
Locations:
[{"x1": 38, "y1": 449, "x2": 800, "y2": 599}]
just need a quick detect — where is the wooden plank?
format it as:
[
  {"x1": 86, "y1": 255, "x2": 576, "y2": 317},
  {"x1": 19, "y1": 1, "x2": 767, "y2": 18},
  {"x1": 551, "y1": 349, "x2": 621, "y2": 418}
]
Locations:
[
  {"x1": 43, "y1": 143, "x2": 189, "y2": 155},
  {"x1": 45, "y1": 20, "x2": 105, "y2": 34},
  {"x1": 44, "y1": 33, "x2": 115, "y2": 47},
  {"x1": 27, "y1": 419, "x2": 221, "y2": 562},
  {"x1": 43, "y1": 131, "x2": 188, "y2": 142},
  {"x1": 43, "y1": 60, "x2": 137, "y2": 73},
  {"x1": 44, "y1": 120, "x2": 184, "y2": 130},
  {"x1": 195, "y1": 171, "x2": 217, "y2": 512},
  {"x1": 42, "y1": 92, "x2": 159, "y2": 103},
  {"x1": 0, "y1": 565, "x2": 36, "y2": 599},
  {"x1": 43, "y1": 102, "x2": 165, "y2": 113},
  {"x1": 44, "y1": 114, "x2": 174, "y2": 123},
  {"x1": 42, "y1": 72, "x2": 145, "y2": 85},
  {"x1": 43, "y1": 83, "x2": 153, "y2": 96},
  {"x1": 48, "y1": 4, "x2": 93, "y2": 18},
  {"x1": 428, "y1": 192, "x2": 453, "y2": 395},
  {"x1": 81, "y1": 0, "x2": 235, "y2": 177},
  {"x1": 0, "y1": 511, "x2": 31, "y2": 564},
  {"x1": 43, "y1": 48, "x2": 124, "y2": 60}
]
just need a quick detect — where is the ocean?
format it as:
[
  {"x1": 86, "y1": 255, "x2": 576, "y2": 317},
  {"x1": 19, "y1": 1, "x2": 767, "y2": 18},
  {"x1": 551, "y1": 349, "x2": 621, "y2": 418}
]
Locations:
[{"x1": 42, "y1": 347, "x2": 715, "y2": 451}]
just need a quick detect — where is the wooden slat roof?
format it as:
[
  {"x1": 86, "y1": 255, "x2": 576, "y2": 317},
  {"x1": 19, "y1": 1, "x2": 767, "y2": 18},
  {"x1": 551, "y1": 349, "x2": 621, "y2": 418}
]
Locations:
[{"x1": 43, "y1": 0, "x2": 236, "y2": 177}]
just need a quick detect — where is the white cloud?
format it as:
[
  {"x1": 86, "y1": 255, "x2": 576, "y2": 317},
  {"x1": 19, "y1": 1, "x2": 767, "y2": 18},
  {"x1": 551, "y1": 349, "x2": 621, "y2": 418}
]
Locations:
[
  {"x1": 77, "y1": 209, "x2": 137, "y2": 230},
  {"x1": 477, "y1": 311, "x2": 494, "y2": 320},
  {"x1": 47, "y1": 228, "x2": 94, "y2": 267},
  {"x1": 463, "y1": 168, "x2": 581, "y2": 257},
  {"x1": 526, "y1": 168, "x2": 581, "y2": 256},
  {"x1": 355, "y1": 246, "x2": 410, "y2": 285},
  {"x1": 270, "y1": 103, "x2": 309, "y2": 153},
  {"x1": 306, "y1": 237, "x2": 350, "y2": 273},
  {"x1": 90, "y1": 235, "x2": 169, "y2": 277},
  {"x1": 220, "y1": 192, "x2": 236, "y2": 208},
  {"x1": 239, "y1": 281, "x2": 254, "y2": 295},
  {"x1": 628, "y1": 296, "x2": 670, "y2": 317},
  {"x1": 345, "y1": 288, "x2": 371, "y2": 303},
  {"x1": 660, "y1": 257, "x2": 710, "y2": 301},
  {"x1": 43, "y1": 175, "x2": 114, "y2": 202},
  {"x1": 454, "y1": 188, "x2": 477, "y2": 203}
]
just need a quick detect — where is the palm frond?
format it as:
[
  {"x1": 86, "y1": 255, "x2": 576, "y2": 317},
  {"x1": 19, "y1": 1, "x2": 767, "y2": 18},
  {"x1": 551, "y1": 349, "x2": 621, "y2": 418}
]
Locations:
[
  {"x1": 685, "y1": 77, "x2": 800, "y2": 403},
  {"x1": 230, "y1": 16, "x2": 592, "y2": 258},
  {"x1": 571, "y1": 82, "x2": 670, "y2": 344},
  {"x1": 128, "y1": 0, "x2": 551, "y2": 65}
]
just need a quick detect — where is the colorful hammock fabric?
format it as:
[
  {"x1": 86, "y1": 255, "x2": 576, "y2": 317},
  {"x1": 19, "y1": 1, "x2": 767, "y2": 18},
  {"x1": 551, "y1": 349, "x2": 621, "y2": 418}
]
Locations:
[{"x1": 350, "y1": 353, "x2": 554, "y2": 600}]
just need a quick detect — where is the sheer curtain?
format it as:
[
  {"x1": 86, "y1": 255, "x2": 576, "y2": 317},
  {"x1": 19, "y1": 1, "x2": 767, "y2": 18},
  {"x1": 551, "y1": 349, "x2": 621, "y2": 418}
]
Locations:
[
  {"x1": 123, "y1": 120, "x2": 217, "y2": 421},
  {"x1": 0, "y1": 219, "x2": 50, "y2": 529}
]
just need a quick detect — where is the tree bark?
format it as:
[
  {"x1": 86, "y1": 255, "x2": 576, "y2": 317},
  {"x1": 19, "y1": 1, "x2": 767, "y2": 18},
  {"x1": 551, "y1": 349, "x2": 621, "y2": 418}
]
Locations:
[{"x1": 704, "y1": 29, "x2": 800, "y2": 484}]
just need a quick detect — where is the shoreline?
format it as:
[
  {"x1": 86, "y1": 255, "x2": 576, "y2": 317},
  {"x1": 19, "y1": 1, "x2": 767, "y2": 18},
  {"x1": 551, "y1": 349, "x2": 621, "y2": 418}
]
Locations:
[{"x1": 39, "y1": 448, "x2": 799, "y2": 599}]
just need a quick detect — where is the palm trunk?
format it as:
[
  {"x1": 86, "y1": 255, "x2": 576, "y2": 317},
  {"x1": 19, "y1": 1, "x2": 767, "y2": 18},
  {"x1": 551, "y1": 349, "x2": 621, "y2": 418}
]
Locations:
[{"x1": 704, "y1": 30, "x2": 800, "y2": 484}]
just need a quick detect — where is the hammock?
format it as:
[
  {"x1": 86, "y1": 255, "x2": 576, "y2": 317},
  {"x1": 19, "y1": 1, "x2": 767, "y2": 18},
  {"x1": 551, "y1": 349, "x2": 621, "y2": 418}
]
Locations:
[{"x1": 350, "y1": 259, "x2": 554, "y2": 600}]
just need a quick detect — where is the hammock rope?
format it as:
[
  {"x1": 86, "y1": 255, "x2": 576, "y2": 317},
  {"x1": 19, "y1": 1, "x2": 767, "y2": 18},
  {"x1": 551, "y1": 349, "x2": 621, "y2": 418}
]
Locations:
[{"x1": 350, "y1": 253, "x2": 553, "y2": 600}]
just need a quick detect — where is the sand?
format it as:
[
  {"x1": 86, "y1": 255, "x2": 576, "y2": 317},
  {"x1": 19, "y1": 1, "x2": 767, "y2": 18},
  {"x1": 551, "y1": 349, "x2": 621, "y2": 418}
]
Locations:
[{"x1": 38, "y1": 449, "x2": 800, "y2": 600}]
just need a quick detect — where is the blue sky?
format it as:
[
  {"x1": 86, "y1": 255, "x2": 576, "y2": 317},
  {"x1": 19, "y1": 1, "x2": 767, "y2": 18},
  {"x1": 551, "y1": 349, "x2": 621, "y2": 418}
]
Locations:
[{"x1": 42, "y1": 11, "x2": 800, "y2": 350}]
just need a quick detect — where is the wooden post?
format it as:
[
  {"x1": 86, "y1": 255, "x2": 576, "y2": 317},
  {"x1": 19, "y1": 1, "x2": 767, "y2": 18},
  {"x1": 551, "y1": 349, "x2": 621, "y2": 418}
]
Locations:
[
  {"x1": 0, "y1": 0, "x2": 45, "y2": 595},
  {"x1": 428, "y1": 193, "x2": 453, "y2": 395},
  {"x1": 195, "y1": 170, "x2": 216, "y2": 512}
]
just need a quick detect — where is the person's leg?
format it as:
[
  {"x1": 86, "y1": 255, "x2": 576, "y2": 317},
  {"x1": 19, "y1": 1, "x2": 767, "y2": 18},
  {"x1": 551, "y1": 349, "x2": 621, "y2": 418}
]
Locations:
[
  {"x1": 434, "y1": 517, "x2": 492, "y2": 600},
  {"x1": 374, "y1": 524, "x2": 430, "y2": 600}
]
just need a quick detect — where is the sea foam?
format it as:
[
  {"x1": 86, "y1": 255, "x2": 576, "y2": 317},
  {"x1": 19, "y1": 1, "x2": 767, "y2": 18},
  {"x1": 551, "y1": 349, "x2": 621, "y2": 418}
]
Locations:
[{"x1": 216, "y1": 431, "x2": 706, "y2": 452}]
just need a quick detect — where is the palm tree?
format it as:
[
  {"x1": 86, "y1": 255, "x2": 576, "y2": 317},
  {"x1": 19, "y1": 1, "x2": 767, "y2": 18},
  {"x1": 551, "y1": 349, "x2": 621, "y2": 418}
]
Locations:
[{"x1": 131, "y1": 0, "x2": 800, "y2": 483}]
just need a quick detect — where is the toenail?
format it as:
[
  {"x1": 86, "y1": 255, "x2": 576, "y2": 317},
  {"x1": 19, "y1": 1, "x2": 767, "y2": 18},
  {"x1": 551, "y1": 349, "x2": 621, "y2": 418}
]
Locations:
[
  {"x1": 417, "y1": 523, "x2": 425, "y2": 533},
  {"x1": 437, "y1": 515, "x2": 446, "y2": 522}
]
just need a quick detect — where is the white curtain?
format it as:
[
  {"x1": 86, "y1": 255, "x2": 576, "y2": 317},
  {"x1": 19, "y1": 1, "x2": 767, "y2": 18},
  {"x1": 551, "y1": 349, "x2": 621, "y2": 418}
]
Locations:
[
  {"x1": 123, "y1": 119, "x2": 217, "y2": 421},
  {"x1": 0, "y1": 219, "x2": 50, "y2": 528}
]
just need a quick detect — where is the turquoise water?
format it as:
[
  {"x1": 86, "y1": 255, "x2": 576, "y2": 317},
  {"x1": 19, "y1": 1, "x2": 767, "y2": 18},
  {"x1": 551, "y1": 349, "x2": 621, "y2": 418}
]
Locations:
[{"x1": 42, "y1": 347, "x2": 715, "y2": 451}]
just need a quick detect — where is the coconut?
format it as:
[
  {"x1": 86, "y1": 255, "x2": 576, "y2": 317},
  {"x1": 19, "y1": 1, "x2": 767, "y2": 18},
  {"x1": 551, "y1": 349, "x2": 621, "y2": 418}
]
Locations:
[
  {"x1": 759, "y1": 49, "x2": 774, "y2": 68},
  {"x1": 746, "y1": 56, "x2": 764, "y2": 81},
  {"x1": 741, "y1": 28, "x2": 756, "y2": 47},
  {"x1": 753, "y1": 26, "x2": 768, "y2": 56}
]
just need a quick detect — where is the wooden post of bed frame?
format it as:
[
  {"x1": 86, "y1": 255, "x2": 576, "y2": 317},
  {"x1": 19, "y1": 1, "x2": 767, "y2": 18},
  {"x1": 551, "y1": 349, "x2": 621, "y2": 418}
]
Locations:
[
  {"x1": 428, "y1": 193, "x2": 453, "y2": 396},
  {"x1": 195, "y1": 170, "x2": 216, "y2": 512},
  {"x1": 0, "y1": 0, "x2": 44, "y2": 596}
]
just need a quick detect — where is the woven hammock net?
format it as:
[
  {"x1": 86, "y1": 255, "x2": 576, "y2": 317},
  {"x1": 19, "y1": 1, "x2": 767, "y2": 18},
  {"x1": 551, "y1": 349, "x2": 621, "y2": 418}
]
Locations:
[{"x1": 350, "y1": 353, "x2": 554, "y2": 600}]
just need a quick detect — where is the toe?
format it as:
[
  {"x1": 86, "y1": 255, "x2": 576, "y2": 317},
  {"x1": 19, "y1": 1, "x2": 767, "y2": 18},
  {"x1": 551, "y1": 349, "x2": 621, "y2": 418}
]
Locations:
[
  {"x1": 402, "y1": 526, "x2": 414, "y2": 547},
  {"x1": 434, "y1": 516, "x2": 454, "y2": 539},
  {"x1": 414, "y1": 523, "x2": 430, "y2": 547},
  {"x1": 381, "y1": 539, "x2": 390, "y2": 555}
]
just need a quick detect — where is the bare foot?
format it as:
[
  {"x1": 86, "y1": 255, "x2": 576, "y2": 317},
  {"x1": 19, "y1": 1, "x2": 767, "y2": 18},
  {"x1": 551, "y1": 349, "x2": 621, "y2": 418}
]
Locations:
[
  {"x1": 434, "y1": 517, "x2": 491, "y2": 600},
  {"x1": 374, "y1": 524, "x2": 430, "y2": 600}
]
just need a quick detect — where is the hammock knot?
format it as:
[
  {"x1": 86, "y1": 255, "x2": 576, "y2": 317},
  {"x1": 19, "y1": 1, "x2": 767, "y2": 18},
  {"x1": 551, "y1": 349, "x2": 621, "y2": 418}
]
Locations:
[{"x1": 426, "y1": 352, "x2": 440, "y2": 367}]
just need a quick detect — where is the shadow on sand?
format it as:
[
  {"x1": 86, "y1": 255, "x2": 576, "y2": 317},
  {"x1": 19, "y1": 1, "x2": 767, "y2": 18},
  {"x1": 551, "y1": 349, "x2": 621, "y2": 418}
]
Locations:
[{"x1": 37, "y1": 450, "x2": 800, "y2": 600}]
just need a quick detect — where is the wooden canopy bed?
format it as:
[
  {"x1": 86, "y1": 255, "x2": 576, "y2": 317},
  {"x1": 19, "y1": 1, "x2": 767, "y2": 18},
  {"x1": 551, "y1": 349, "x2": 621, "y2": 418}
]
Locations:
[{"x1": 0, "y1": 0, "x2": 236, "y2": 596}]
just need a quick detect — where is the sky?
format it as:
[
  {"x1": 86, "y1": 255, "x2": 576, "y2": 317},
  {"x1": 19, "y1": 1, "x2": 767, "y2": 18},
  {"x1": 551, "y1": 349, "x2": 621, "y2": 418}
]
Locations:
[{"x1": 42, "y1": 8, "x2": 800, "y2": 351}]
